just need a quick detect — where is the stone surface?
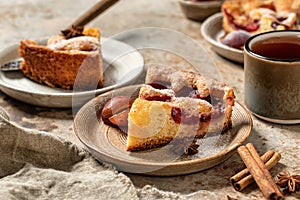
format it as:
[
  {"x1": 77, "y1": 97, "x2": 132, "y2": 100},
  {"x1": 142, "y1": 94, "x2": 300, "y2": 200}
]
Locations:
[{"x1": 0, "y1": 0, "x2": 299, "y2": 199}]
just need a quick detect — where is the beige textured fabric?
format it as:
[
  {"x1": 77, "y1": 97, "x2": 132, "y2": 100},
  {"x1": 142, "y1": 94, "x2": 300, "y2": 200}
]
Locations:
[
  {"x1": 0, "y1": 108, "x2": 85, "y2": 178},
  {"x1": 0, "y1": 107, "x2": 185, "y2": 199}
]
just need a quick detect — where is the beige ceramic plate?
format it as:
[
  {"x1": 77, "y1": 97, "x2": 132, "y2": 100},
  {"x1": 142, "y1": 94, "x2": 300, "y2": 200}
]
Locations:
[
  {"x1": 74, "y1": 85, "x2": 252, "y2": 176},
  {"x1": 201, "y1": 13, "x2": 244, "y2": 63}
]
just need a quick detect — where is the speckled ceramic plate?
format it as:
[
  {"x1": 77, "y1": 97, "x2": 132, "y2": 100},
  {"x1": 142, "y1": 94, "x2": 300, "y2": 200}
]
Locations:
[
  {"x1": 0, "y1": 38, "x2": 144, "y2": 108},
  {"x1": 201, "y1": 13, "x2": 244, "y2": 63},
  {"x1": 74, "y1": 85, "x2": 253, "y2": 176}
]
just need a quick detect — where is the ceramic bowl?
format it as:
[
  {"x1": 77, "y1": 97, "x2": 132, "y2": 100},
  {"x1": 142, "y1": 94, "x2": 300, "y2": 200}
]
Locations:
[
  {"x1": 179, "y1": 0, "x2": 222, "y2": 22},
  {"x1": 244, "y1": 30, "x2": 300, "y2": 124}
]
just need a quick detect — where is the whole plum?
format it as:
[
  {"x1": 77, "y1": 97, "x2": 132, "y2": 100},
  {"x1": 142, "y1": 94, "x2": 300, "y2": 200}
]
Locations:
[{"x1": 222, "y1": 30, "x2": 251, "y2": 49}]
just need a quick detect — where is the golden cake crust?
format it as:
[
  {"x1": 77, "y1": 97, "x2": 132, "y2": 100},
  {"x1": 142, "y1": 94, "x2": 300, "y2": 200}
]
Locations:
[{"x1": 126, "y1": 98, "x2": 179, "y2": 151}]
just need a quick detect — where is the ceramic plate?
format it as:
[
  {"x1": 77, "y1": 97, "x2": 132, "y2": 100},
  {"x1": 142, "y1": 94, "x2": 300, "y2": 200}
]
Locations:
[
  {"x1": 0, "y1": 38, "x2": 144, "y2": 108},
  {"x1": 74, "y1": 85, "x2": 253, "y2": 176},
  {"x1": 201, "y1": 13, "x2": 244, "y2": 63}
]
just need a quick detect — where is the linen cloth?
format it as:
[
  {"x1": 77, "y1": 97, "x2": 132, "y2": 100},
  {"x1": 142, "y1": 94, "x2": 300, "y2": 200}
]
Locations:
[{"x1": 0, "y1": 106, "x2": 192, "y2": 199}]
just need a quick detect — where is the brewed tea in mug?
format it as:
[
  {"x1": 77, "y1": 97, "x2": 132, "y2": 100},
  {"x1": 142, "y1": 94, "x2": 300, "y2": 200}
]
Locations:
[{"x1": 251, "y1": 35, "x2": 300, "y2": 60}]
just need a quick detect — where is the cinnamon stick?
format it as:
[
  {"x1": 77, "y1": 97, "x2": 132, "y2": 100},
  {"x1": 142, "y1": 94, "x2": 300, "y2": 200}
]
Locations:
[
  {"x1": 231, "y1": 150, "x2": 281, "y2": 191},
  {"x1": 245, "y1": 143, "x2": 283, "y2": 198},
  {"x1": 231, "y1": 150, "x2": 274, "y2": 185},
  {"x1": 237, "y1": 144, "x2": 283, "y2": 200}
]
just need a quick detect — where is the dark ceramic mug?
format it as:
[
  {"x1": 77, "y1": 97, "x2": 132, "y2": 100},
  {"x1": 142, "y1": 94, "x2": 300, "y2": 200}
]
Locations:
[{"x1": 244, "y1": 30, "x2": 300, "y2": 124}]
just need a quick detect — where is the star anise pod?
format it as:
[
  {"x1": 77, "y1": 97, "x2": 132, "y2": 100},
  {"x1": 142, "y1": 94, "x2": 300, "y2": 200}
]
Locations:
[
  {"x1": 276, "y1": 170, "x2": 300, "y2": 193},
  {"x1": 170, "y1": 138, "x2": 199, "y2": 156},
  {"x1": 61, "y1": 25, "x2": 84, "y2": 39}
]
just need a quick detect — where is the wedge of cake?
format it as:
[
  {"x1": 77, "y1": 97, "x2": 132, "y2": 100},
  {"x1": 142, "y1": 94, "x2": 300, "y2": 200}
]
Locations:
[
  {"x1": 18, "y1": 27, "x2": 103, "y2": 90},
  {"x1": 126, "y1": 66, "x2": 235, "y2": 151},
  {"x1": 222, "y1": 0, "x2": 298, "y2": 36}
]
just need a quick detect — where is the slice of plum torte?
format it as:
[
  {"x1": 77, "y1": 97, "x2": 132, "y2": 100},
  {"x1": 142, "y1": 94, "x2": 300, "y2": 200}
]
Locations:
[
  {"x1": 126, "y1": 65, "x2": 235, "y2": 151},
  {"x1": 19, "y1": 26, "x2": 103, "y2": 90}
]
